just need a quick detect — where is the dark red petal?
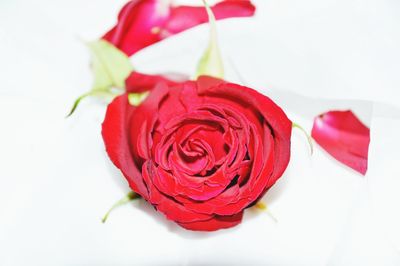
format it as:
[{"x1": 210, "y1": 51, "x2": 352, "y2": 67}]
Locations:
[
  {"x1": 311, "y1": 110, "x2": 370, "y2": 175},
  {"x1": 101, "y1": 94, "x2": 149, "y2": 199},
  {"x1": 165, "y1": 1, "x2": 255, "y2": 35},
  {"x1": 182, "y1": 123, "x2": 275, "y2": 216},
  {"x1": 125, "y1": 71, "x2": 187, "y2": 93},
  {"x1": 129, "y1": 82, "x2": 170, "y2": 161},
  {"x1": 178, "y1": 212, "x2": 243, "y2": 231},
  {"x1": 141, "y1": 161, "x2": 212, "y2": 223},
  {"x1": 156, "y1": 81, "x2": 197, "y2": 126},
  {"x1": 152, "y1": 166, "x2": 233, "y2": 202}
]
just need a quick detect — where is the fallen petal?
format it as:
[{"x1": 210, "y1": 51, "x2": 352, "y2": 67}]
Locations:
[{"x1": 311, "y1": 110, "x2": 370, "y2": 175}]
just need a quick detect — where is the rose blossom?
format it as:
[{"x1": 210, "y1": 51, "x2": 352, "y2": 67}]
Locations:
[{"x1": 102, "y1": 76, "x2": 292, "y2": 231}]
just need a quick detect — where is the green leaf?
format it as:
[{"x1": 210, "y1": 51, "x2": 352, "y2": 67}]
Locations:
[
  {"x1": 66, "y1": 40, "x2": 133, "y2": 117},
  {"x1": 292, "y1": 122, "x2": 314, "y2": 155},
  {"x1": 102, "y1": 191, "x2": 140, "y2": 223},
  {"x1": 128, "y1": 91, "x2": 150, "y2": 106},
  {"x1": 195, "y1": 0, "x2": 224, "y2": 79}
]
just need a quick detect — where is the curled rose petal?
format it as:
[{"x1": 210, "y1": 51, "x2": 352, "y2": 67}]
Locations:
[
  {"x1": 101, "y1": 94, "x2": 149, "y2": 198},
  {"x1": 311, "y1": 110, "x2": 370, "y2": 175},
  {"x1": 178, "y1": 212, "x2": 244, "y2": 232},
  {"x1": 103, "y1": 0, "x2": 256, "y2": 56}
]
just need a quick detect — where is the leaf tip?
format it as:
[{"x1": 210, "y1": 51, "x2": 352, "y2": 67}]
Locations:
[
  {"x1": 101, "y1": 213, "x2": 109, "y2": 224},
  {"x1": 195, "y1": 0, "x2": 224, "y2": 79}
]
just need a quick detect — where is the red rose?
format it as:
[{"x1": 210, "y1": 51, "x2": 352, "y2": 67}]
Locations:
[{"x1": 102, "y1": 76, "x2": 292, "y2": 231}]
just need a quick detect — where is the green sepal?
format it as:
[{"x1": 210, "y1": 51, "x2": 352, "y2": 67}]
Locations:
[
  {"x1": 128, "y1": 91, "x2": 150, "y2": 106},
  {"x1": 195, "y1": 0, "x2": 224, "y2": 79},
  {"x1": 89, "y1": 40, "x2": 133, "y2": 91},
  {"x1": 67, "y1": 40, "x2": 133, "y2": 117}
]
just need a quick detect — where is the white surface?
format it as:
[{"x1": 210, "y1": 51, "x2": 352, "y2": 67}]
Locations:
[{"x1": 1, "y1": 0, "x2": 400, "y2": 265}]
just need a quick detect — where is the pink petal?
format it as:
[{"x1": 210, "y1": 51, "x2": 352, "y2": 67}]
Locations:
[{"x1": 311, "y1": 110, "x2": 370, "y2": 175}]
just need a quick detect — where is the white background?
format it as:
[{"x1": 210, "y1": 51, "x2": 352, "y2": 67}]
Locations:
[{"x1": 1, "y1": 0, "x2": 400, "y2": 265}]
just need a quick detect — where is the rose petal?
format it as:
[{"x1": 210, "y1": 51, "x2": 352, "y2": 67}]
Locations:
[
  {"x1": 153, "y1": 166, "x2": 234, "y2": 202},
  {"x1": 141, "y1": 161, "x2": 212, "y2": 223},
  {"x1": 165, "y1": 1, "x2": 255, "y2": 35},
  {"x1": 182, "y1": 123, "x2": 275, "y2": 215},
  {"x1": 125, "y1": 71, "x2": 186, "y2": 93},
  {"x1": 129, "y1": 82, "x2": 170, "y2": 161},
  {"x1": 178, "y1": 212, "x2": 243, "y2": 231},
  {"x1": 103, "y1": 0, "x2": 255, "y2": 56},
  {"x1": 311, "y1": 110, "x2": 370, "y2": 175},
  {"x1": 103, "y1": 0, "x2": 170, "y2": 56},
  {"x1": 101, "y1": 94, "x2": 149, "y2": 199}
]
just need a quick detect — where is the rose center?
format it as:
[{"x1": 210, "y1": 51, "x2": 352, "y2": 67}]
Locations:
[{"x1": 167, "y1": 122, "x2": 229, "y2": 176}]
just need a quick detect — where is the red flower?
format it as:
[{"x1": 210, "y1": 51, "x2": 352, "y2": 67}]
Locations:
[
  {"x1": 103, "y1": 0, "x2": 256, "y2": 56},
  {"x1": 311, "y1": 110, "x2": 370, "y2": 175},
  {"x1": 102, "y1": 76, "x2": 292, "y2": 231}
]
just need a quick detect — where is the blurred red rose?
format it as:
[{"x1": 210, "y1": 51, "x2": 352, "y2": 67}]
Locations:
[
  {"x1": 102, "y1": 76, "x2": 291, "y2": 231},
  {"x1": 103, "y1": 0, "x2": 256, "y2": 56}
]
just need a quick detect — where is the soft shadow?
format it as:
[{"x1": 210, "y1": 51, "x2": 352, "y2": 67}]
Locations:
[{"x1": 133, "y1": 197, "x2": 242, "y2": 239}]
